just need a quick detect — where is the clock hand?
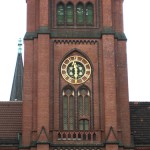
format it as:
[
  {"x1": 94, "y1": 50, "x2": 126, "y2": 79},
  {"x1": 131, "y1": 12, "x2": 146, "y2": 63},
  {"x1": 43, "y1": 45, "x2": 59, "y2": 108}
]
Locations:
[{"x1": 72, "y1": 61, "x2": 78, "y2": 83}]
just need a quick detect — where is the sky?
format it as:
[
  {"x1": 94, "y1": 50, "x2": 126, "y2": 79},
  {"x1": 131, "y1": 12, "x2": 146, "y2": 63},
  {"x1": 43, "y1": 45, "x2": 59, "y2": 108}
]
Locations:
[{"x1": 0, "y1": 0, "x2": 150, "y2": 101}]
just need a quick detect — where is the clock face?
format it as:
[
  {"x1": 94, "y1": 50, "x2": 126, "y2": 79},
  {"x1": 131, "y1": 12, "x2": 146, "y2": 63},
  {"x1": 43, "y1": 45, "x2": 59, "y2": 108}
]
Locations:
[{"x1": 61, "y1": 56, "x2": 91, "y2": 84}]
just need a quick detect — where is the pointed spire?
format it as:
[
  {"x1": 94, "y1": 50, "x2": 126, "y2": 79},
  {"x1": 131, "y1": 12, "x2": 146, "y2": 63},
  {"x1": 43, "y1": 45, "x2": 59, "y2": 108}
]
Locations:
[{"x1": 10, "y1": 39, "x2": 24, "y2": 101}]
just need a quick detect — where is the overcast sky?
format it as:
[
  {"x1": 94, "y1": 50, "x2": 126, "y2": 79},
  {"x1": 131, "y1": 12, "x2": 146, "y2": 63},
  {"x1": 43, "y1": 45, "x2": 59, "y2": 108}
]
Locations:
[{"x1": 0, "y1": 0, "x2": 150, "y2": 101}]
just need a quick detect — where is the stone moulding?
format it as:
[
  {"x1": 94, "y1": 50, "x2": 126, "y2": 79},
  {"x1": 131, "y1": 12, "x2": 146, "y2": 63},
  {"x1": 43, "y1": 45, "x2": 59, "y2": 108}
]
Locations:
[{"x1": 53, "y1": 39, "x2": 98, "y2": 45}]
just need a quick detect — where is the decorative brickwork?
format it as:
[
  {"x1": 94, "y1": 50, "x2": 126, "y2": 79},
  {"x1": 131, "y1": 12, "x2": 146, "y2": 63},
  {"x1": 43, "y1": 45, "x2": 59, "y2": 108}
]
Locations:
[{"x1": 1, "y1": 0, "x2": 149, "y2": 150}]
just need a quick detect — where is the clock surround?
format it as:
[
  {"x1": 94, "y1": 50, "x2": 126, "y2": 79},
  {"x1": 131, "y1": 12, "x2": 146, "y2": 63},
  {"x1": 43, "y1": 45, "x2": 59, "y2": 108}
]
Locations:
[{"x1": 61, "y1": 55, "x2": 91, "y2": 84}]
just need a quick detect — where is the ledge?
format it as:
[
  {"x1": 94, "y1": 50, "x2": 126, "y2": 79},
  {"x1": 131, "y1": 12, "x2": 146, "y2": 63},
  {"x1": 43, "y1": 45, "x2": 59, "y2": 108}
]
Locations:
[{"x1": 24, "y1": 29, "x2": 127, "y2": 41}]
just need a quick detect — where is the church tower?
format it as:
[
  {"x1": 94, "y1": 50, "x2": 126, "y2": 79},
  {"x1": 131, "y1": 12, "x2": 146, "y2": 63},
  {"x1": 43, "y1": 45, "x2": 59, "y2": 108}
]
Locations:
[{"x1": 22, "y1": 0, "x2": 132, "y2": 150}]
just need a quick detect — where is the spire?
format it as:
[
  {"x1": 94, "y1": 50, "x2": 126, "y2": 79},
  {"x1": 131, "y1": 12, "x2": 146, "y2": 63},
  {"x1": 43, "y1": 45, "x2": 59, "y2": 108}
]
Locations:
[{"x1": 10, "y1": 39, "x2": 24, "y2": 101}]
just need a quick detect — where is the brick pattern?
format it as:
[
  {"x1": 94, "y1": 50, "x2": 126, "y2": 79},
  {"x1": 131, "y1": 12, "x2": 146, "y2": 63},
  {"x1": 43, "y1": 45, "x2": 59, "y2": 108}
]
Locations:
[
  {"x1": 102, "y1": 0, "x2": 112, "y2": 27},
  {"x1": 102, "y1": 35, "x2": 117, "y2": 132},
  {"x1": 53, "y1": 40, "x2": 100, "y2": 131},
  {"x1": 116, "y1": 40, "x2": 131, "y2": 145},
  {"x1": 0, "y1": 102, "x2": 22, "y2": 143},
  {"x1": 130, "y1": 102, "x2": 150, "y2": 145},
  {"x1": 39, "y1": 0, "x2": 49, "y2": 26},
  {"x1": 0, "y1": 0, "x2": 137, "y2": 150},
  {"x1": 22, "y1": 40, "x2": 34, "y2": 145}
]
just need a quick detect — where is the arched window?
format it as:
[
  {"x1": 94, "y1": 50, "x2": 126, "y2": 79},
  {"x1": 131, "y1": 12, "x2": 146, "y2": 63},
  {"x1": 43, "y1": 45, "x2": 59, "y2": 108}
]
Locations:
[
  {"x1": 76, "y1": 3, "x2": 84, "y2": 25},
  {"x1": 79, "y1": 119, "x2": 89, "y2": 130},
  {"x1": 78, "y1": 86, "x2": 90, "y2": 130},
  {"x1": 66, "y1": 3, "x2": 74, "y2": 24},
  {"x1": 62, "y1": 86, "x2": 75, "y2": 130},
  {"x1": 57, "y1": 3, "x2": 65, "y2": 25},
  {"x1": 85, "y1": 3, "x2": 93, "y2": 25}
]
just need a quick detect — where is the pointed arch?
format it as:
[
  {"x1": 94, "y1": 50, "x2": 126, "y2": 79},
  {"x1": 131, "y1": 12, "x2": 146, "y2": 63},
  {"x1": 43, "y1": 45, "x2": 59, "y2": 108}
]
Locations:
[
  {"x1": 57, "y1": 2, "x2": 65, "y2": 25},
  {"x1": 76, "y1": 2, "x2": 84, "y2": 25},
  {"x1": 59, "y1": 48, "x2": 93, "y2": 71},
  {"x1": 62, "y1": 85, "x2": 75, "y2": 130},
  {"x1": 85, "y1": 2, "x2": 94, "y2": 25},
  {"x1": 66, "y1": 2, "x2": 74, "y2": 25}
]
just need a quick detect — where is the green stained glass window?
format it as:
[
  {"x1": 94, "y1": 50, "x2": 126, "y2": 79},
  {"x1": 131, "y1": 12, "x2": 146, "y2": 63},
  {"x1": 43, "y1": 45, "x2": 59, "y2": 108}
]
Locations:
[
  {"x1": 66, "y1": 3, "x2": 74, "y2": 24},
  {"x1": 57, "y1": 3, "x2": 65, "y2": 25},
  {"x1": 69, "y1": 96, "x2": 74, "y2": 130},
  {"x1": 79, "y1": 120, "x2": 84, "y2": 130},
  {"x1": 78, "y1": 95, "x2": 83, "y2": 116},
  {"x1": 84, "y1": 95, "x2": 89, "y2": 115},
  {"x1": 86, "y1": 3, "x2": 93, "y2": 25},
  {"x1": 84, "y1": 120, "x2": 89, "y2": 130},
  {"x1": 76, "y1": 3, "x2": 84, "y2": 24},
  {"x1": 63, "y1": 96, "x2": 68, "y2": 130},
  {"x1": 79, "y1": 120, "x2": 89, "y2": 130},
  {"x1": 62, "y1": 86, "x2": 74, "y2": 130},
  {"x1": 78, "y1": 86, "x2": 90, "y2": 130}
]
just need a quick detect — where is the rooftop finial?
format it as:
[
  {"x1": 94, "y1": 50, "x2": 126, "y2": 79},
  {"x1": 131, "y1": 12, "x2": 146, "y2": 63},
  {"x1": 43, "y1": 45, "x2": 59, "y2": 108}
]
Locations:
[{"x1": 18, "y1": 38, "x2": 22, "y2": 53}]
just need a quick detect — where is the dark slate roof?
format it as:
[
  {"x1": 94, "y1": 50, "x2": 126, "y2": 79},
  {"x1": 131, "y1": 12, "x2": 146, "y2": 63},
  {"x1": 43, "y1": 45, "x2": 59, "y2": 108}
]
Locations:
[
  {"x1": 0, "y1": 102, "x2": 22, "y2": 145},
  {"x1": 130, "y1": 102, "x2": 150, "y2": 145},
  {"x1": 10, "y1": 52, "x2": 23, "y2": 101}
]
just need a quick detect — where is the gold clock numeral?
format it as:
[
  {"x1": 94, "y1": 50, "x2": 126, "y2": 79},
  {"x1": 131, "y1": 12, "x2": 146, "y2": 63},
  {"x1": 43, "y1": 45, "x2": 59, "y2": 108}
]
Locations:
[
  {"x1": 84, "y1": 73, "x2": 89, "y2": 78},
  {"x1": 68, "y1": 78, "x2": 72, "y2": 83},
  {"x1": 65, "y1": 76, "x2": 69, "y2": 81},
  {"x1": 86, "y1": 68, "x2": 91, "y2": 72},
  {"x1": 63, "y1": 74, "x2": 67, "y2": 78}
]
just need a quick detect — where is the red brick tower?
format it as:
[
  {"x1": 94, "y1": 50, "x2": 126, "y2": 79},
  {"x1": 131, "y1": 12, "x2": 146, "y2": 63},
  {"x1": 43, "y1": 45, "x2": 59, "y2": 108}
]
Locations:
[{"x1": 22, "y1": 0, "x2": 133, "y2": 150}]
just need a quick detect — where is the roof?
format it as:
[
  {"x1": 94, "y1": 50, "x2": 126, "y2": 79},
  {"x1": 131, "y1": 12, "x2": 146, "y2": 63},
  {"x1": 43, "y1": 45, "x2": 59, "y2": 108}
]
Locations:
[
  {"x1": 10, "y1": 52, "x2": 23, "y2": 101},
  {"x1": 0, "y1": 101, "x2": 150, "y2": 146},
  {"x1": 0, "y1": 102, "x2": 22, "y2": 145},
  {"x1": 130, "y1": 102, "x2": 150, "y2": 145}
]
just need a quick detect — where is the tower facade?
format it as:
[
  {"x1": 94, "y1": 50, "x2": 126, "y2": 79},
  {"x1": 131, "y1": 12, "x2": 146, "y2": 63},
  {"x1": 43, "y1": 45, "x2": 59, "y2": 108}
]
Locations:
[{"x1": 22, "y1": 0, "x2": 132, "y2": 150}]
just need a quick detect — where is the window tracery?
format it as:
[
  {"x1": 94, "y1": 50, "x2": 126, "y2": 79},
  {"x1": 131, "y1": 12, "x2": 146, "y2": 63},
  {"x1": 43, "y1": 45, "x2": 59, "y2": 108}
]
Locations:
[
  {"x1": 62, "y1": 86, "x2": 75, "y2": 130},
  {"x1": 62, "y1": 85, "x2": 91, "y2": 130},
  {"x1": 56, "y1": 2, "x2": 94, "y2": 26}
]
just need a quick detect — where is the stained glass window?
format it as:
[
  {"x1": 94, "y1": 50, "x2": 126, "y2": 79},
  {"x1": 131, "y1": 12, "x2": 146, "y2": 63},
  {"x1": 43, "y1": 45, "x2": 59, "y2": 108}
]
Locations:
[
  {"x1": 79, "y1": 120, "x2": 89, "y2": 130},
  {"x1": 62, "y1": 86, "x2": 74, "y2": 130},
  {"x1": 78, "y1": 86, "x2": 90, "y2": 117},
  {"x1": 78, "y1": 86, "x2": 90, "y2": 130},
  {"x1": 76, "y1": 3, "x2": 84, "y2": 24},
  {"x1": 57, "y1": 3, "x2": 65, "y2": 25},
  {"x1": 86, "y1": 3, "x2": 93, "y2": 25},
  {"x1": 66, "y1": 3, "x2": 74, "y2": 24}
]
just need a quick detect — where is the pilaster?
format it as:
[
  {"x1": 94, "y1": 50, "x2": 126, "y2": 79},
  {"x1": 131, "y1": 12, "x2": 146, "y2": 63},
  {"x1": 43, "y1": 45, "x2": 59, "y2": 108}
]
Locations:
[
  {"x1": 22, "y1": 40, "x2": 34, "y2": 146},
  {"x1": 37, "y1": 34, "x2": 50, "y2": 135},
  {"x1": 114, "y1": 0, "x2": 124, "y2": 32},
  {"x1": 116, "y1": 40, "x2": 131, "y2": 145},
  {"x1": 102, "y1": 35, "x2": 117, "y2": 133},
  {"x1": 102, "y1": 0, "x2": 113, "y2": 28},
  {"x1": 26, "y1": 0, "x2": 36, "y2": 32},
  {"x1": 39, "y1": 0, "x2": 49, "y2": 27}
]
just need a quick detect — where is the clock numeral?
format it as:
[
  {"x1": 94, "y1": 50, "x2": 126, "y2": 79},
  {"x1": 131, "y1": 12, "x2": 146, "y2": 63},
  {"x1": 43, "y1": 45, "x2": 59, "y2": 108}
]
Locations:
[
  {"x1": 68, "y1": 56, "x2": 74, "y2": 62},
  {"x1": 65, "y1": 76, "x2": 69, "y2": 81},
  {"x1": 61, "y1": 68, "x2": 66, "y2": 72},
  {"x1": 84, "y1": 73, "x2": 89, "y2": 78},
  {"x1": 85, "y1": 63, "x2": 90, "y2": 66},
  {"x1": 86, "y1": 68, "x2": 91, "y2": 72},
  {"x1": 68, "y1": 78, "x2": 72, "y2": 83},
  {"x1": 62, "y1": 74, "x2": 67, "y2": 78}
]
